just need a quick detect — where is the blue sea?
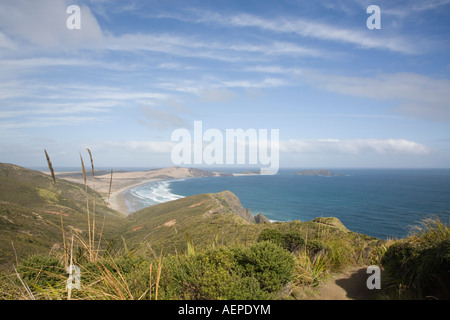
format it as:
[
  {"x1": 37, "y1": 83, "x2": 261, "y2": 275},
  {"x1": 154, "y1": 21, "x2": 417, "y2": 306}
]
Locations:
[{"x1": 123, "y1": 169, "x2": 450, "y2": 239}]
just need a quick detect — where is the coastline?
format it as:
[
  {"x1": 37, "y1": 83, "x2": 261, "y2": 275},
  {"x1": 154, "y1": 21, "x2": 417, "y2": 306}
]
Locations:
[
  {"x1": 53, "y1": 166, "x2": 217, "y2": 216},
  {"x1": 108, "y1": 179, "x2": 162, "y2": 215}
]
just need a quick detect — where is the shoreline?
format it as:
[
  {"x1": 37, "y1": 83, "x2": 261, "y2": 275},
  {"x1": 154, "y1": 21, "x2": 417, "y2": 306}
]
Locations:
[
  {"x1": 51, "y1": 166, "x2": 220, "y2": 216},
  {"x1": 108, "y1": 178, "x2": 163, "y2": 215}
]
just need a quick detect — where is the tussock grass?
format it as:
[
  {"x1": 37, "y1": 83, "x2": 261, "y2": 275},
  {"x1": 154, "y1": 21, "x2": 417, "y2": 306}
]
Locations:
[
  {"x1": 380, "y1": 216, "x2": 450, "y2": 300},
  {"x1": 44, "y1": 150, "x2": 68, "y2": 268}
]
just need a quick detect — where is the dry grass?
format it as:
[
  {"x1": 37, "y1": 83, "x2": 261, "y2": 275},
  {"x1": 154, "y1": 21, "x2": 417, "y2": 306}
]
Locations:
[{"x1": 44, "y1": 150, "x2": 68, "y2": 268}]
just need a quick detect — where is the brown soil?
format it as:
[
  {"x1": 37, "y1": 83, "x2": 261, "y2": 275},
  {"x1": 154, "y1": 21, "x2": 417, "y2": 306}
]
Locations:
[{"x1": 313, "y1": 266, "x2": 378, "y2": 300}]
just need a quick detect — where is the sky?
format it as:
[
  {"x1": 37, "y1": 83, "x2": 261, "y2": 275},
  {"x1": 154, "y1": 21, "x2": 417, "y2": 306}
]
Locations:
[{"x1": 0, "y1": 0, "x2": 450, "y2": 170}]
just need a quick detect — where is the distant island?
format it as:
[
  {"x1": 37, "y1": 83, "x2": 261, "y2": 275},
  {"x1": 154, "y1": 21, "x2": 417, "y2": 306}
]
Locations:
[
  {"x1": 295, "y1": 169, "x2": 337, "y2": 176},
  {"x1": 233, "y1": 170, "x2": 261, "y2": 176}
]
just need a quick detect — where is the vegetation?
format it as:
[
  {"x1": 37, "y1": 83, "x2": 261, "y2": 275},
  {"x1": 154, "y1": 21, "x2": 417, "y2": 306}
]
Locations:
[
  {"x1": 0, "y1": 160, "x2": 448, "y2": 300},
  {"x1": 0, "y1": 162, "x2": 125, "y2": 268},
  {"x1": 159, "y1": 242, "x2": 294, "y2": 300},
  {"x1": 380, "y1": 217, "x2": 450, "y2": 299}
]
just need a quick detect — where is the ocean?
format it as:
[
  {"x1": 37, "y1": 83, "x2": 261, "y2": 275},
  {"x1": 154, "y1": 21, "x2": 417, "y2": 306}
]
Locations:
[{"x1": 122, "y1": 169, "x2": 450, "y2": 239}]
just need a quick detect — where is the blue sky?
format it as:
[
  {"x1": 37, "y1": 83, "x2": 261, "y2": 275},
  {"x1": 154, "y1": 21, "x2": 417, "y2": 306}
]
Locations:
[{"x1": 0, "y1": 0, "x2": 449, "y2": 169}]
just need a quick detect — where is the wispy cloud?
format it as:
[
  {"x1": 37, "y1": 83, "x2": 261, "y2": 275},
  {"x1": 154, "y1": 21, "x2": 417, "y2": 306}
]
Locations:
[
  {"x1": 1, "y1": 116, "x2": 108, "y2": 129},
  {"x1": 0, "y1": 80, "x2": 169, "y2": 129},
  {"x1": 192, "y1": 11, "x2": 419, "y2": 54},
  {"x1": 304, "y1": 71, "x2": 450, "y2": 122},
  {"x1": 139, "y1": 105, "x2": 191, "y2": 131}
]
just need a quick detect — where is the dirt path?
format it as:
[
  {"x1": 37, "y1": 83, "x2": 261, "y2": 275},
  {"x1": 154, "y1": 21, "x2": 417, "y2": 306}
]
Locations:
[{"x1": 313, "y1": 266, "x2": 378, "y2": 300}]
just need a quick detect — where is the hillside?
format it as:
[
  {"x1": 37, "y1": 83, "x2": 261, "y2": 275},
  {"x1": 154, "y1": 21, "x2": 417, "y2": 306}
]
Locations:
[
  {"x1": 0, "y1": 164, "x2": 271, "y2": 266},
  {"x1": 123, "y1": 191, "x2": 271, "y2": 255},
  {"x1": 0, "y1": 163, "x2": 125, "y2": 267}
]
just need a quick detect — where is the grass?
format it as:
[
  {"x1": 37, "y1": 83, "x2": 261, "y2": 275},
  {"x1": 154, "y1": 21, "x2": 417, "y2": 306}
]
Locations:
[
  {"x1": 0, "y1": 160, "x2": 125, "y2": 268},
  {"x1": 380, "y1": 216, "x2": 450, "y2": 300},
  {"x1": 2, "y1": 214, "x2": 446, "y2": 300}
]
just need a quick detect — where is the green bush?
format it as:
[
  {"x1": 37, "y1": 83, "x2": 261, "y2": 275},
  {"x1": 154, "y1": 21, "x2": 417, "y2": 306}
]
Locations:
[
  {"x1": 159, "y1": 247, "x2": 270, "y2": 300},
  {"x1": 236, "y1": 241, "x2": 295, "y2": 292},
  {"x1": 16, "y1": 254, "x2": 65, "y2": 288},
  {"x1": 258, "y1": 229, "x2": 284, "y2": 246},
  {"x1": 113, "y1": 255, "x2": 151, "y2": 298},
  {"x1": 257, "y1": 229, "x2": 305, "y2": 253},
  {"x1": 159, "y1": 242, "x2": 295, "y2": 299},
  {"x1": 382, "y1": 239, "x2": 450, "y2": 299},
  {"x1": 381, "y1": 218, "x2": 450, "y2": 299},
  {"x1": 306, "y1": 239, "x2": 327, "y2": 255}
]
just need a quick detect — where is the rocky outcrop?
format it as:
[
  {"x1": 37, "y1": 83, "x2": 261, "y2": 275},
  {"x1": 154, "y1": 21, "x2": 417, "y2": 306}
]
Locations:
[
  {"x1": 212, "y1": 191, "x2": 270, "y2": 224},
  {"x1": 254, "y1": 213, "x2": 271, "y2": 224}
]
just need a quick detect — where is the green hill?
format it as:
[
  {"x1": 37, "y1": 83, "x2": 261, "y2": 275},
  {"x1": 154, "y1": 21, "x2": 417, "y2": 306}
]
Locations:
[
  {"x1": 123, "y1": 191, "x2": 270, "y2": 255},
  {"x1": 0, "y1": 163, "x2": 125, "y2": 267}
]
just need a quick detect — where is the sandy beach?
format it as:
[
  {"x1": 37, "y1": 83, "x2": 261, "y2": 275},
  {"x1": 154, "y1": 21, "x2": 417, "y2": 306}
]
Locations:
[{"x1": 54, "y1": 166, "x2": 222, "y2": 215}]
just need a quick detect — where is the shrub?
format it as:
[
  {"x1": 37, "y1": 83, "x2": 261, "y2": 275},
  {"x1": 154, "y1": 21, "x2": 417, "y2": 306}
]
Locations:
[
  {"x1": 381, "y1": 218, "x2": 450, "y2": 299},
  {"x1": 284, "y1": 232, "x2": 305, "y2": 252},
  {"x1": 159, "y1": 247, "x2": 271, "y2": 300},
  {"x1": 258, "y1": 229, "x2": 305, "y2": 253},
  {"x1": 16, "y1": 254, "x2": 65, "y2": 288},
  {"x1": 236, "y1": 241, "x2": 295, "y2": 292},
  {"x1": 325, "y1": 239, "x2": 355, "y2": 271},
  {"x1": 159, "y1": 243, "x2": 295, "y2": 299},
  {"x1": 258, "y1": 229, "x2": 284, "y2": 246},
  {"x1": 306, "y1": 239, "x2": 327, "y2": 255},
  {"x1": 113, "y1": 255, "x2": 151, "y2": 298}
]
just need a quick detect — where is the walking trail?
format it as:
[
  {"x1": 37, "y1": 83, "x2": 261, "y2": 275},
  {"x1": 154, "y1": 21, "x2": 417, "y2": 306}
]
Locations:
[{"x1": 312, "y1": 266, "x2": 378, "y2": 300}]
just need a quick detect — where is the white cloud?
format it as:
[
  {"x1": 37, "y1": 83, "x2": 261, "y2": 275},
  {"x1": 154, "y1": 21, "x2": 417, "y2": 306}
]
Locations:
[
  {"x1": 87, "y1": 138, "x2": 431, "y2": 159},
  {"x1": 0, "y1": 0, "x2": 103, "y2": 49},
  {"x1": 194, "y1": 11, "x2": 418, "y2": 54},
  {"x1": 280, "y1": 138, "x2": 430, "y2": 155},
  {"x1": 99, "y1": 32, "x2": 323, "y2": 63},
  {"x1": 304, "y1": 71, "x2": 450, "y2": 122},
  {"x1": 0, "y1": 80, "x2": 170, "y2": 129},
  {"x1": 79, "y1": 138, "x2": 432, "y2": 166},
  {"x1": 1, "y1": 116, "x2": 107, "y2": 129},
  {"x1": 223, "y1": 78, "x2": 286, "y2": 89},
  {"x1": 104, "y1": 141, "x2": 174, "y2": 154}
]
